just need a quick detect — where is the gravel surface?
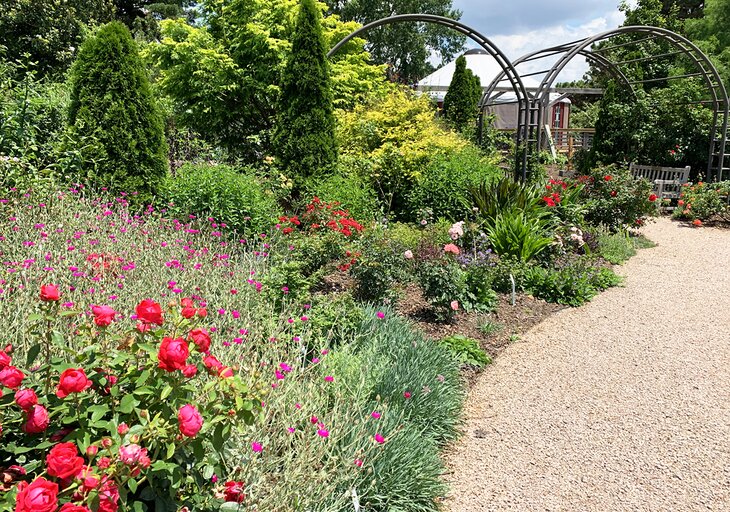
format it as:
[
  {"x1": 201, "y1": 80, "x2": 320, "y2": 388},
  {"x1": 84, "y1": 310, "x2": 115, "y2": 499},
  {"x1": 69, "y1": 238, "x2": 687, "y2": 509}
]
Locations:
[{"x1": 444, "y1": 218, "x2": 730, "y2": 512}]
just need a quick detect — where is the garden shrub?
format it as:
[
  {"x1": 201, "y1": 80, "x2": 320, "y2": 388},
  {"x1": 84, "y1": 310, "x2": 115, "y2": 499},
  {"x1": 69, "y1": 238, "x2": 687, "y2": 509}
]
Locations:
[
  {"x1": 597, "y1": 229, "x2": 637, "y2": 264},
  {"x1": 162, "y1": 163, "x2": 279, "y2": 237},
  {"x1": 471, "y1": 177, "x2": 545, "y2": 227},
  {"x1": 351, "y1": 228, "x2": 410, "y2": 303},
  {"x1": 405, "y1": 146, "x2": 501, "y2": 222},
  {"x1": 67, "y1": 22, "x2": 167, "y2": 201},
  {"x1": 672, "y1": 180, "x2": 730, "y2": 222},
  {"x1": 273, "y1": 0, "x2": 337, "y2": 185},
  {"x1": 304, "y1": 160, "x2": 380, "y2": 222},
  {"x1": 523, "y1": 260, "x2": 622, "y2": 306},
  {"x1": 337, "y1": 87, "x2": 469, "y2": 215},
  {"x1": 439, "y1": 334, "x2": 492, "y2": 368},
  {"x1": 442, "y1": 55, "x2": 482, "y2": 132},
  {"x1": 577, "y1": 164, "x2": 657, "y2": 231},
  {"x1": 486, "y1": 210, "x2": 554, "y2": 263},
  {"x1": 415, "y1": 258, "x2": 469, "y2": 322}
]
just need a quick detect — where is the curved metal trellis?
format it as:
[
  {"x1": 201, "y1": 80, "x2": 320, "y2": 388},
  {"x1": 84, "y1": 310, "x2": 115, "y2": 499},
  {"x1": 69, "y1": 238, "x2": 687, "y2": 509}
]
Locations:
[
  {"x1": 482, "y1": 26, "x2": 729, "y2": 181},
  {"x1": 327, "y1": 14, "x2": 533, "y2": 179},
  {"x1": 329, "y1": 17, "x2": 729, "y2": 181}
]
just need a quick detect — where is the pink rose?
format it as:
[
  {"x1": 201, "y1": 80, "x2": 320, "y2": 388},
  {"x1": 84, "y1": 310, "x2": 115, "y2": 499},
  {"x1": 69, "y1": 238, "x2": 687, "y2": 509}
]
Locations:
[
  {"x1": 177, "y1": 404, "x2": 203, "y2": 437},
  {"x1": 91, "y1": 305, "x2": 117, "y2": 327},
  {"x1": 0, "y1": 366, "x2": 24, "y2": 389},
  {"x1": 14, "y1": 388, "x2": 38, "y2": 410},
  {"x1": 22, "y1": 405, "x2": 50, "y2": 434},
  {"x1": 14, "y1": 478, "x2": 58, "y2": 512}
]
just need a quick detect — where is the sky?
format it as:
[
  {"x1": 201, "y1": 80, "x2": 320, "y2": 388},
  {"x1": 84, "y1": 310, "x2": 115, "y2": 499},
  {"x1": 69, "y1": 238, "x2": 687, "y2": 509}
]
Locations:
[{"x1": 449, "y1": 0, "x2": 632, "y2": 82}]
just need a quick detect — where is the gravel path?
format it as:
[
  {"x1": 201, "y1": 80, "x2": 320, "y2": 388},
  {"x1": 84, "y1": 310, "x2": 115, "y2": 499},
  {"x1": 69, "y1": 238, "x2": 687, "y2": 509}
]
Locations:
[{"x1": 444, "y1": 218, "x2": 730, "y2": 512}]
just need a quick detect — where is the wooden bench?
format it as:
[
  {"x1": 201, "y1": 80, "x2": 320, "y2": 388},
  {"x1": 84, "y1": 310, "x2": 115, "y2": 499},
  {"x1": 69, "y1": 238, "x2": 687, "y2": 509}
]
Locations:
[{"x1": 629, "y1": 163, "x2": 691, "y2": 207}]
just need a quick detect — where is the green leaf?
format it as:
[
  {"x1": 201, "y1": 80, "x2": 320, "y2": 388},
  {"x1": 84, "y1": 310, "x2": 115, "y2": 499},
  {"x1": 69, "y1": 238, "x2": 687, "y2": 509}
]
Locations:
[
  {"x1": 26, "y1": 343, "x2": 42, "y2": 367},
  {"x1": 135, "y1": 370, "x2": 150, "y2": 387},
  {"x1": 27, "y1": 313, "x2": 44, "y2": 323},
  {"x1": 220, "y1": 503, "x2": 244, "y2": 511},
  {"x1": 132, "y1": 502, "x2": 145, "y2": 512},
  {"x1": 160, "y1": 385, "x2": 173, "y2": 400},
  {"x1": 119, "y1": 394, "x2": 136, "y2": 414},
  {"x1": 88, "y1": 405, "x2": 110, "y2": 423},
  {"x1": 58, "y1": 309, "x2": 81, "y2": 317},
  {"x1": 128, "y1": 478, "x2": 138, "y2": 493},
  {"x1": 165, "y1": 441, "x2": 176, "y2": 460}
]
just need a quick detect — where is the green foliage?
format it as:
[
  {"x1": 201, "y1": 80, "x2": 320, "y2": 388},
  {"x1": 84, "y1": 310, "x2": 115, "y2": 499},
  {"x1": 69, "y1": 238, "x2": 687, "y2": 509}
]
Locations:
[
  {"x1": 161, "y1": 163, "x2": 280, "y2": 237},
  {"x1": 147, "y1": 1, "x2": 390, "y2": 160},
  {"x1": 273, "y1": 0, "x2": 337, "y2": 185},
  {"x1": 351, "y1": 228, "x2": 410, "y2": 303},
  {"x1": 439, "y1": 334, "x2": 491, "y2": 368},
  {"x1": 443, "y1": 55, "x2": 482, "y2": 132},
  {"x1": 405, "y1": 146, "x2": 501, "y2": 222},
  {"x1": 0, "y1": 0, "x2": 114, "y2": 77},
  {"x1": 304, "y1": 161, "x2": 380, "y2": 222},
  {"x1": 415, "y1": 259, "x2": 468, "y2": 322},
  {"x1": 597, "y1": 229, "x2": 638, "y2": 264},
  {"x1": 672, "y1": 180, "x2": 730, "y2": 221},
  {"x1": 67, "y1": 22, "x2": 167, "y2": 201},
  {"x1": 486, "y1": 211, "x2": 554, "y2": 263},
  {"x1": 337, "y1": 87, "x2": 471, "y2": 216},
  {"x1": 471, "y1": 177, "x2": 544, "y2": 228},
  {"x1": 578, "y1": 164, "x2": 657, "y2": 231},
  {"x1": 306, "y1": 292, "x2": 365, "y2": 347},
  {"x1": 323, "y1": 0, "x2": 466, "y2": 83},
  {"x1": 523, "y1": 260, "x2": 622, "y2": 306}
]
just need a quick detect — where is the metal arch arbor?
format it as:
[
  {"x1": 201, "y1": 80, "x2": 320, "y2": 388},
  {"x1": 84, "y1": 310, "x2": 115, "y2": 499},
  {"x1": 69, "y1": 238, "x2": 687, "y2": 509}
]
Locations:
[
  {"x1": 482, "y1": 26, "x2": 729, "y2": 181},
  {"x1": 326, "y1": 14, "x2": 533, "y2": 179}
]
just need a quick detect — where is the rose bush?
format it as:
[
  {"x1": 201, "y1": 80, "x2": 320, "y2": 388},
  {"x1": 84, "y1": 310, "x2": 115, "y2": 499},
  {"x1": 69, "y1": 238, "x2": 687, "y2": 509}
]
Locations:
[{"x1": 0, "y1": 289, "x2": 260, "y2": 511}]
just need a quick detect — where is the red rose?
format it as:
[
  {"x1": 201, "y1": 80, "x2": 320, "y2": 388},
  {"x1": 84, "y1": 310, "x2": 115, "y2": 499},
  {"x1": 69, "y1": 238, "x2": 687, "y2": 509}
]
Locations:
[
  {"x1": 14, "y1": 477, "x2": 58, "y2": 512},
  {"x1": 188, "y1": 328, "x2": 211, "y2": 353},
  {"x1": 59, "y1": 503, "x2": 92, "y2": 512},
  {"x1": 56, "y1": 368, "x2": 92, "y2": 398},
  {"x1": 46, "y1": 442, "x2": 84, "y2": 479},
  {"x1": 177, "y1": 404, "x2": 203, "y2": 437},
  {"x1": 218, "y1": 366, "x2": 234, "y2": 378},
  {"x1": 610, "y1": 190, "x2": 617, "y2": 197},
  {"x1": 197, "y1": 307, "x2": 207, "y2": 318},
  {"x1": 223, "y1": 481, "x2": 246, "y2": 503},
  {"x1": 97, "y1": 479, "x2": 119, "y2": 512},
  {"x1": 0, "y1": 351, "x2": 11, "y2": 369},
  {"x1": 203, "y1": 355, "x2": 223, "y2": 373},
  {"x1": 648, "y1": 193, "x2": 658, "y2": 202},
  {"x1": 91, "y1": 305, "x2": 117, "y2": 327},
  {"x1": 40, "y1": 284, "x2": 60, "y2": 302},
  {"x1": 604, "y1": 175, "x2": 612, "y2": 181},
  {"x1": 157, "y1": 337, "x2": 189, "y2": 372},
  {"x1": 14, "y1": 388, "x2": 38, "y2": 410},
  {"x1": 182, "y1": 364, "x2": 197, "y2": 378},
  {"x1": 76, "y1": 466, "x2": 100, "y2": 493},
  {"x1": 136, "y1": 299, "x2": 163, "y2": 326},
  {"x1": 181, "y1": 306, "x2": 196, "y2": 319},
  {"x1": 0, "y1": 366, "x2": 24, "y2": 389}
]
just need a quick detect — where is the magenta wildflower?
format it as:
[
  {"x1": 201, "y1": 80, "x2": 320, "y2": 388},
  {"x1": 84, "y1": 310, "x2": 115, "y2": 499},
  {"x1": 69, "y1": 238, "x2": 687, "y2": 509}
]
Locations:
[
  {"x1": 376, "y1": 311, "x2": 385, "y2": 319},
  {"x1": 324, "y1": 375, "x2": 334, "y2": 382},
  {"x1": 251, "y1": 442, "x2": 263, "y2": 453},
  {"x1": 371, "y1": 411, "x2": 381, "y2": 419},
  {"x1": 374, "y1": 433, "x2": 385, "y2": 444},
  {"x1": 317, "y1": 429, "x2": 329, "y2": 438}
]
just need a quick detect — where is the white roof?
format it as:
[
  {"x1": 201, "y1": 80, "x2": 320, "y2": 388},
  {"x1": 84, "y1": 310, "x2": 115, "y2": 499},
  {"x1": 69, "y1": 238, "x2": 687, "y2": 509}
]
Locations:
[{"x1": 417, "y1": 49, "x2": 542, "y2": 92}]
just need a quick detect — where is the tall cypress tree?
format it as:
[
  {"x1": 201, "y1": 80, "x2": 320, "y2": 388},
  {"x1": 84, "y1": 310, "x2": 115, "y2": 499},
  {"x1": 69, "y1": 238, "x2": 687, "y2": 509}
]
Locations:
[
  {"x1": 443, "y1": 55, "x2": 482, "y2": 132},
  {"x1": 67, "y1": 21, "x2": 167, "y2": 199},
  {"x1": 273, "y1": 0, "x2": 337, "y2": 185}
]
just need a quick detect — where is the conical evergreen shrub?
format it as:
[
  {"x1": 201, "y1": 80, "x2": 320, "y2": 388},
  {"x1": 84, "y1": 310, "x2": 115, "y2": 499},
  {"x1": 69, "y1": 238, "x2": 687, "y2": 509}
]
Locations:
[
  {"x1": 67, "y1": 21, "x2": 167, "y2": 199},
  {"x1": 443, "y1": 55, "x2": 482, "y2": 132},
  {"x1": 273, "y1": 0, "x2": 337, "y2": 186}
]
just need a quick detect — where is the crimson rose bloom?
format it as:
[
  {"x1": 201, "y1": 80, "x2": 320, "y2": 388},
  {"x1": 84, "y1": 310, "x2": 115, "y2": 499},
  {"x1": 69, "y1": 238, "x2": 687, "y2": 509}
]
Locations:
[
  {"x1": 0, "y1": 366, "x2": 24, "y2": 389},
  {"x1": 188, "y1": 328, "x2": 211, "y2": 353},
  {"x1": 177, "y1": 404, "x2": 203, "y2": 437},
  {"x1": 56, "y1": 368, "x2": 92, "y2": 398},
  {"x1": 14, "y1": 388, "x2": 38, "y2": 410},
  {"x1": 136, "y1": 299, "x2": 163, "y2": 326},
  {"x1": 158, "y1": 337, "x2": 189, "y2": 372},
  {"x1": 59, "y1": 504, "x2": 92, "y2": 512},
  {"x1": 97, "y1": 479, "x2": 119, "y2": 512},
  {"x1": 22, "y1": 405, "x2": 50, "y2": 434},
  {"x1": 224, "y1": 481, "x2": 246, "y2": 503},
  {"x1": 203, "y1": 355, "x2": 223, "y2": 373},
  {"x1": 46, "y1": 442, "x2": 84, "y2": 479},
  {"x1": 0, "y1": 351, "x2": 11, "y2": 369},
  {"x1": 14, "y1": 478, "x2": 58, "y2": 512},
  {"x1": 40, "y1": 284, "x2": 60, "y2": 302},
  {"x1": 91, "y1": 305, "x2": 117, "y2": 327}
]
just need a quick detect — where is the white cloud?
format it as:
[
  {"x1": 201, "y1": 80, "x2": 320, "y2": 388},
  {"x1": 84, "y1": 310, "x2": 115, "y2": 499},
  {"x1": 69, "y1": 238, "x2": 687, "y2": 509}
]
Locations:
[{"x1": 484, "y1": 9, "x2": 627, "y2": 83}]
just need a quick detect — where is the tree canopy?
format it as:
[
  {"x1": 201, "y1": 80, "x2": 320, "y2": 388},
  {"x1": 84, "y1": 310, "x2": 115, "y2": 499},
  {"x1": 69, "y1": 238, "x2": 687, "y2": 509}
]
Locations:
[{"x1": 322, "y1": 0, "x2": 466, "y2": 83}]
